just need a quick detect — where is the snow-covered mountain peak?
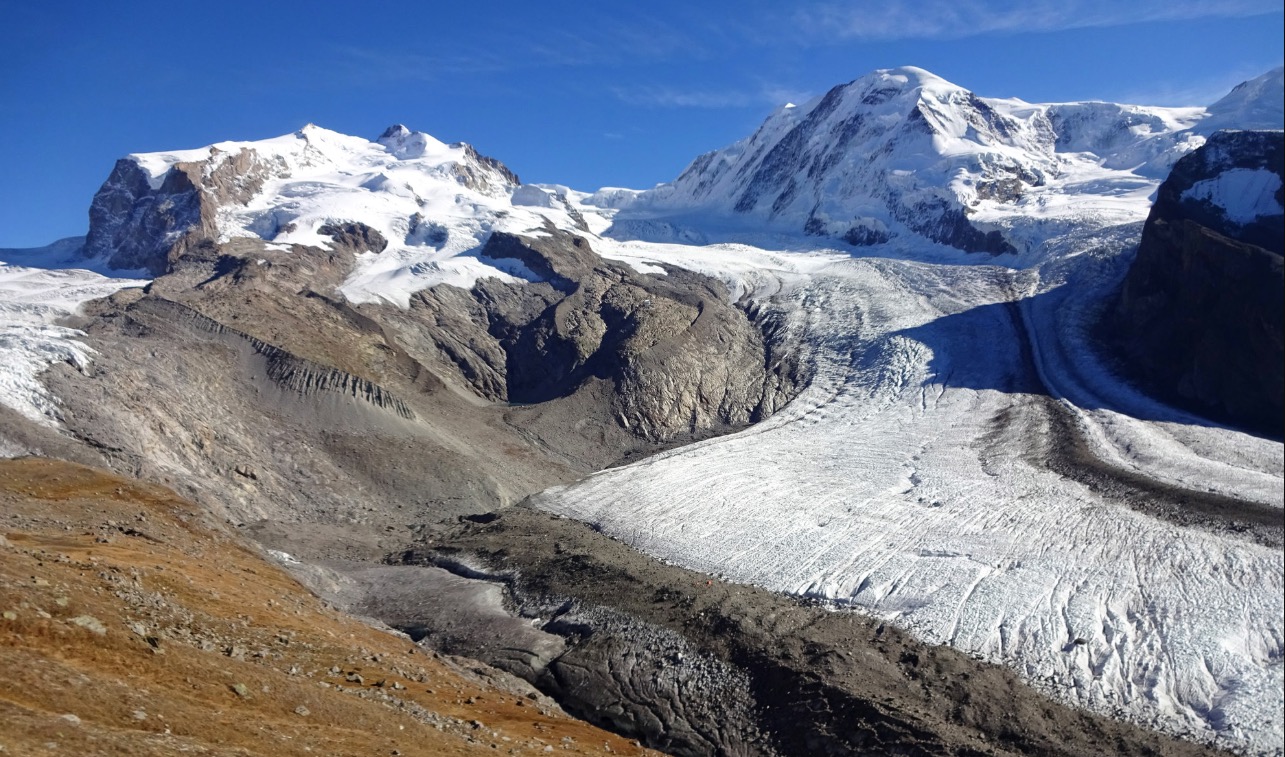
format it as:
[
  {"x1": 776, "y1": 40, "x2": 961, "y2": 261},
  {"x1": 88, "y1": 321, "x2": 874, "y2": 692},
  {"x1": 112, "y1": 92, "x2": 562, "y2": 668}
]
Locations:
[
  {"x1": 783, "y1": 66, "x2": 1017, "y2": 142},
  {"x1": 81, "y1": 125, "x2": 582, "y2": 303},
  {"x1": 608, "y1": 66, "x2": 1283, "y2": 255},
  {"x1": 618, "y1": 66, "x2": 1064, "y2": 253},
  {"x1": 121, "y1": 123, "x2": 513, "y2": 196},
  {"x1": 378, "y1": 123, "x2": 412, "y2": 140},
  {"x1": 375, "y1": 123, "x2": 454, "y2": 161},
  {"x1": 816, "y1": 66, "x2": 971, "y2": 109},
  {"x1": 1200, "y1": 66, "x2": 1285, "y2": 134},
  {"x1": 843, "y1": 65, "x2": 958, "y2": 101}
]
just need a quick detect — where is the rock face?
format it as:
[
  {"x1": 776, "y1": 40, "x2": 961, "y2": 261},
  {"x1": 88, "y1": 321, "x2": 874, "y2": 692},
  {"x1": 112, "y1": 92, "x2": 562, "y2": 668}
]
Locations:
[
  {"x1": 318, "y1": 221, "x2": 388, "y2": 254},
  {"x1": 1112, "y1": 130, "x2": 1284, "y2": 436},
  {"x1": 84, "y1": 147, "x2": 283, "y2": 274},
  {"x1": 458, "y1": 230, "x2": 797, "y2": 443},
  {"x1": 83, "y1": 157, "x2": 209, "y2": 274},
  {"x1": 48, "y1": 146, "x2": 803, "y2": 525}
]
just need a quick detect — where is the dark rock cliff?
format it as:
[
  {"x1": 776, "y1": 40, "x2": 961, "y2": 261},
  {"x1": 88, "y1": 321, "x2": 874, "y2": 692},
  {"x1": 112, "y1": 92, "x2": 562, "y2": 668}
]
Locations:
[
  {"x1": 393, "y1": 228, "x2": 804, "y2": 451},
  {"x1": 1111, "y1": 130, "x2": 1284, "y2": 436},
  {"x1": 83, "y1": 147, "x2": 282, "y2": 274}
]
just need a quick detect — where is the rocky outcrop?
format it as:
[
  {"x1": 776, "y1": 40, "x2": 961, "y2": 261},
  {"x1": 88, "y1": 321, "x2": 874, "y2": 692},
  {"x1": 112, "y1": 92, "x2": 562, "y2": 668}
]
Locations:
[
  {"x1": 84, "y1": 147, "x2": 284, "y2": 274},
  {"x1": 132, "y1": 296, "x2": 415, "y2": 419},
  {"x1": 1111, "y1": 130, "x2": 1284, "y2": 436},
  {"x1": 410, "y1": 228, "x2": 804, "y2": 446},
  {"x1": 458, "y1": 143, "x2": 522, "y2": 189},
  {"x1": 318, "y1": 221, "x2": 388, "y2": 254},
  {"x1": 83, "y1": 158, "x2": 209, "y2": 274},
  {"x1": 891, "y1": 198, "x2": 1016, "y2": 254}
]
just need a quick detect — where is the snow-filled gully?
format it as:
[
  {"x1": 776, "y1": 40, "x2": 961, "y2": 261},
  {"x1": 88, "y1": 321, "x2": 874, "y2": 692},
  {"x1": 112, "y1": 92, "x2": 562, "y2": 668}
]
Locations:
[{"x1": 534, "y1": 242, "x2": 1284, "y2": 754}]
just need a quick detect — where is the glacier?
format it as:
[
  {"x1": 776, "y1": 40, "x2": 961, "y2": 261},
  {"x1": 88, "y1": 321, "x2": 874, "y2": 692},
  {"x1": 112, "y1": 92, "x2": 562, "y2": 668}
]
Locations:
[{"x1": 534, "y1": 226, "x2": 1283, "y2": 754}]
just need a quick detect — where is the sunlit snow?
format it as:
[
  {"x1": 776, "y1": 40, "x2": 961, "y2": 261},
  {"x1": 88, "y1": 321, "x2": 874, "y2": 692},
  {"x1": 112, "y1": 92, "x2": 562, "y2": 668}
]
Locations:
[
  {"x1": 0, "y1": 241, "x2": 145, "y2": 430},
  {"x1": 1182, "y1": 168, "x2": 1284, "y2": 223}
]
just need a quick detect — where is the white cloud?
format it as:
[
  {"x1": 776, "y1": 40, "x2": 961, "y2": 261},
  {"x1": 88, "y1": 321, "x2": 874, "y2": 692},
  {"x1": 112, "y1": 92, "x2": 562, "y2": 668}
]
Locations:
[
  {"x1": 612, "y1": 83, "x2": 813, "y2": 110},
  {"x1": 792, "y1": 0, "x2": 1281, "y2": 41}
]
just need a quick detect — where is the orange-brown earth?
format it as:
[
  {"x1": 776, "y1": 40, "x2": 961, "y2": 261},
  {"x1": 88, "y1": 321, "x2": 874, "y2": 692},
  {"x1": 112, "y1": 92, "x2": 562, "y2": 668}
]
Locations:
[{"x1": 0, "y1": 457, "x2": 656, "y2": 757}]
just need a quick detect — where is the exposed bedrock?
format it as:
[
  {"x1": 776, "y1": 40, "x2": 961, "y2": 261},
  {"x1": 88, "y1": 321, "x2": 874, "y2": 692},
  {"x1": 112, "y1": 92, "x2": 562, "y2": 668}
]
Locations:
[
  {"x1": 263, "y1": 507, "x2": 1228, "y2": 757},
  {"x1": 386, "y1": 229, "x2": 804, "y2": 457},
  {"x1": 318, "y1": 221, "x2": 389, "y2": 254},
  {"x1": 83, "y1": 147, "x2": 282, "y2": 274},
  {"x1": 1111, "y1": 130, "x2": 1284, "y2": 437},
  {"x1": 43, "y1": 222, "x2": 803, "y2": 528}
]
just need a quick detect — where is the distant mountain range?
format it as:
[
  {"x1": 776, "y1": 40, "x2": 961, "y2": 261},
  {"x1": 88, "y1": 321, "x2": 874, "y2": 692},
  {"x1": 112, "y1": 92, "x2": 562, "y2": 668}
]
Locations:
[
  {"x1": 73, "y1": 66, "x2": 1284, "y2": 286},
  {"x1": 595, "y1": 66, "x2": 1282, "y2": 252}
]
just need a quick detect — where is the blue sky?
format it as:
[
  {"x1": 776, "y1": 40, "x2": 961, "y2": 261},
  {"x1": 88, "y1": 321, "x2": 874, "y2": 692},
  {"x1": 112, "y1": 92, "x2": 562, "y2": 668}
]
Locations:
[{"x1": 2, "y1": 0, "x2": 1281, "y2": 247}]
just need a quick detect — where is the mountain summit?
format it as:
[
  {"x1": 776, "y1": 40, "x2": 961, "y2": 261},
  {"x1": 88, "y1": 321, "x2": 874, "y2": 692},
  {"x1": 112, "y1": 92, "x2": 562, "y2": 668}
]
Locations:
[
  {"x1": 607, "y1": 66, "x2": 1281, "y2": 254},
  {"x1": 82, "y1": 124, "x2": 525, "y2": 279},
  {"x1": 1199, "y1": 66, "x2": 1285, "y2": 134}
]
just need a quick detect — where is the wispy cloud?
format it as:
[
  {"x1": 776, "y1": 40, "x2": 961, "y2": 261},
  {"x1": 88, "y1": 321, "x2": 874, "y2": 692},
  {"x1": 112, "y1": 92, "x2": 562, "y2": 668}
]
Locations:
[
  {"x1": 329, "y1": 46, "x2": 513, "y2": 82},
  {"x1": 791, "y1": 0, "x2": 1281, "y2": 41},
  {"x1": 327, "y1": 13, "x2": 711, "y2": 86},
  {"x1": 611, "y1": 83, "x2": 813, "y2": 110}
]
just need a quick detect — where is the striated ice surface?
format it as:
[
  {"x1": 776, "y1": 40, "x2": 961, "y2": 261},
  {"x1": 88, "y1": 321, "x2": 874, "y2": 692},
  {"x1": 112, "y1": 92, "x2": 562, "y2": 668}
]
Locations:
[{"x1": 534, "y1": 222, "x2": 1284, "y2": 755}]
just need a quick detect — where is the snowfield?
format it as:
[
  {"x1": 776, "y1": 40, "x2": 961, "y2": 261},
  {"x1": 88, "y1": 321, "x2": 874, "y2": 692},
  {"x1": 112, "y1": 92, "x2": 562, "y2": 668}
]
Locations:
[
  {"x1": 1181, "y1": 167, "x2": 1284, "y2": 223},
  {"x1": 534, "y1": 229, "x2": 1284, "y2": 754},
  {"x1": 116, "y1": 124, "x2": 593, "y2": 308},
  {"x1": 0, "y1": 240, "x2": 145, "y2": 430}
]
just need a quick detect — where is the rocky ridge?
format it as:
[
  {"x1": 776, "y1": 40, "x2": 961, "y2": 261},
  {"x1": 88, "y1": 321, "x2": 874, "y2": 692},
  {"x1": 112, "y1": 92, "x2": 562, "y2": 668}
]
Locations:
[{"x1": 1111, "y1": 129, "x2": 1284, "y2": 436}]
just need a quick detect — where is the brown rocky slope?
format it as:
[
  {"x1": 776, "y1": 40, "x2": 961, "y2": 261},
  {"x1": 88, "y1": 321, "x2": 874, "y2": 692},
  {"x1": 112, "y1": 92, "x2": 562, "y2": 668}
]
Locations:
[{"x1": 0, "y1": 456, "x2": 657, "y2": 757}]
